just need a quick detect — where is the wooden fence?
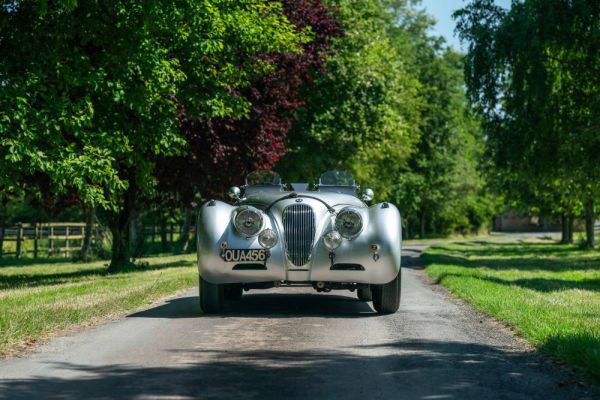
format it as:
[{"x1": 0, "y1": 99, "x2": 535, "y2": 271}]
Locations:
[
  {"x1": 0, "y1": 222, "x2": 194, "y2": 259},
  {"x1": 141, "y1": 225, "x2": 191, "y2": 244},
  {"x1": 0, "y1": 223, "x2": 94, "y2": 258}
]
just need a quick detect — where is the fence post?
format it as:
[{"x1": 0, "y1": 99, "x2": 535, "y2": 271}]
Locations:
[
  {"x1": 169, "y1": 224, "x2": 174, "y2": 243},
  {"x1": 160, "y1": 220, "x2": 167, "y2": 252},
  {"x1": 34, "y1": 223, "x2": 39, "y2": 259},
  {"x1": 152, "y1": 226, "x2": 156, "y2": 244},
  {"x1": 0, "y1": 226, "x2": 4, "y2": 258},
  {"x1": 16, "y1": 223, "x2": 23, "y2": 258},
  {"x1": 65, "y1": 226, "x2": 70, "y2": 257},
  {"x1": 49, "y1": 225, "x2": 54, "y2": 256}
]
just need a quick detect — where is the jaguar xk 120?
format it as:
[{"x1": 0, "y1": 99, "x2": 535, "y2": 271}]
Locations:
[{"x1": 197, "y1": 170, "x2": 402, "y2": 314}]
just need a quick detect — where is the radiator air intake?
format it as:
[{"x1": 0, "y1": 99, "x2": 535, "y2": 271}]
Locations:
[{"x1": 282, "y1": 204, "x2": 316, "y2": 266}]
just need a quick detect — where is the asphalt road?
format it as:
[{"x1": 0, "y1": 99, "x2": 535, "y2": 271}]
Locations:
[{"x1": 0, "y1": 244, "x2": 596, "y2": 400}]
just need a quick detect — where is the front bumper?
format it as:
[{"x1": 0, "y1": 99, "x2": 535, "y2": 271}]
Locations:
[
  {"x1": 197, "y1": 200, "x2": 401, "y2": 285},
  {"x1": 198, "y1": 236, "x2": 400, "y2": 285}
]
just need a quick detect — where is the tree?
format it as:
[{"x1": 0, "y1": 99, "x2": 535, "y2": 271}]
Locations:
[
  {"x1": 275, "y1": 0, "x2": 494, "y2": 238},
  {"x1": 0, "y1": 0, "x2": 304, "y2": 269},
  {"x1": 155, "y1": 0, "x2": 342, "y2": 203},
  {"x1": 456, "y1": 0, "x2": 600, "y2": 247},
  {"x1": 277, "y1": 0, "x2": 423, "y2": 199},
  {"x1": 392, "y1": 37, "x2": 493, "y2": 238}
]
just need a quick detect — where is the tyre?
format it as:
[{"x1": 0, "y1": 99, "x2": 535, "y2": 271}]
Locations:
[
  {"x1": 225, "y1": 285, "x2": 243, "y2": 301},
  {"x1": 200, "y1": 277, "x2": 224, "y2": 314},
  {"x1": 372, "y1": 272, "x2": 401, "y2": 314},
  {"x1": 357, "y1": 286, "x2": 372, "y2": 301}
]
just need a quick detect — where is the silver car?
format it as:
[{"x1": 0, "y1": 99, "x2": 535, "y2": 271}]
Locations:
[{"x1": 196, "y1": 170, "x2": 402, "y2": 314}]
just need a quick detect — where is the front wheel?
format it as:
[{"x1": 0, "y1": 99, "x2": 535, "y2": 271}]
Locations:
[
  {"x1": 200, "y1": 277, "x2": 224, "y2": 314},
  {"x1": 357, "y1": 286, "x2": 372, "y2": 301},
  {"x1": 225, "y1": 285, "x2": 243, "y2": 301},
  {"x1": 371, "y1": 272, "x2": 401, "y2": 314}
]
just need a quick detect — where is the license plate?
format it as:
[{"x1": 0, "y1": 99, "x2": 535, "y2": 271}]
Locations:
[{"x1": 221, "y1": 249, "x2": 267, "y2": 262}]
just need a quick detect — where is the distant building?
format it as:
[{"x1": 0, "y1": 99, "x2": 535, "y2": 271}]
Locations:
[
  {"x1": 494, "y1": 210, "x2": 600, "y2": 233},
  {"x1": 494, "y1": 210, "x2": 561, "y2": 232}
]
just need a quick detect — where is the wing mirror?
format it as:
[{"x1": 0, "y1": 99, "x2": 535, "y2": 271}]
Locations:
[
  {"x1": 228, "y1": 186, "x2": 241, "y2": 200},
  {"x1": 362, "y1": 188, "x2": 374, "y2": 202}
]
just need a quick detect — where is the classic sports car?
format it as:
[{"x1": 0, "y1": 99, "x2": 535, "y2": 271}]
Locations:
[{"x1": 197, "y1": 170, "x2": 402, "y2": 314}]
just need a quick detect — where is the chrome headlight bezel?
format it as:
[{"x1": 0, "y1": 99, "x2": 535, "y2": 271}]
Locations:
[
  {"x1": 258, "y1": 228, "x2": 278, "y2": 249},
  {"x1": 233, "y1": 206, "x2": 264, "y2": 237},
  {"x1": 323, "y1": 230, "x2": 343, "y2": 250},
  {"x1": 335, "y1": 207, "x2": 363, "y2": 239}
]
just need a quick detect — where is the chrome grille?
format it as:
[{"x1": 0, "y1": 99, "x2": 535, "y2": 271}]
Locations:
[{"x1": 283, "y1": 204, "x2": 316, "y2": 267}]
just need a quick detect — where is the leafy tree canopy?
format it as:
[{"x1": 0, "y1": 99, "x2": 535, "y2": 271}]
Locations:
[
  {"x1": 0, "y1": 0, "x2": 304, "y2": 210},
  {"x1": 155, "y1": 0, "x2": 342, "y2": 203},
  {"x1": 391, "y1": 30, "x2": 493, "y2": 237},
  {"x1": 456, "y1": 0, "x2": 600, "y2": 245},
  {"x1": 277, "y1": 0, "x2": 423, "y2": 199},
  {"x1": 0, "y1": 0, "x2": 307, "y2": 267}
]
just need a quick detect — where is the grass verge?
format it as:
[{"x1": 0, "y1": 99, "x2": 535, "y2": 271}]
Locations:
[
  {"x1": 0, "y1": 254, "x2": 197, "y2": 357},
  {"x1": 423, "y1": 239, "x2": 600, "y2": 384},
  {"x1": 402, "y1": 231, "x2": 516, "y2": 245}
]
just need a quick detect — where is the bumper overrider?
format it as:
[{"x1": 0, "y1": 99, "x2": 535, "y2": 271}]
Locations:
[{"x1": 197, "y1": 198, "x2": 401, "y2": 285}]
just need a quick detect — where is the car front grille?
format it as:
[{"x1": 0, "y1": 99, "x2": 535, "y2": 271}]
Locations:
[{"x1": 282, "y1": 204, "x2": 316, "y2": 267}]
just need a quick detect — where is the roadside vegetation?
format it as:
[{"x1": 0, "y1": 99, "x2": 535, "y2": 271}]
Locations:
[
  {"x1": 423, "y1": 239, "x2": 600, "y2": 384},
  {"x1": 456, "y1": 0, "x2": 600, "y2": 248},
  {"x1": 0, "y1": 0, "x2": 495, "y2": 273},
  {"x1": 0, "y1": 255, "x2": 196, "y2": 357}
]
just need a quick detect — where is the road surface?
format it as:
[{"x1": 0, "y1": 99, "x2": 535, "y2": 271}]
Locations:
[{"x1": 0, "y1": 244, "x2": 596, "y2": 399}]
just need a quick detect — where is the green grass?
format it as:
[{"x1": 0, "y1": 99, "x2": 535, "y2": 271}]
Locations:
[
  {"x1": 0, "y1": 254, "x2": 197, "y2": 356},
  {"x1": 424, "y1": 239, "x2": 600, "y2": 384},
  {"x1": 401, "y1": 231, "x2": 525, "y2": 245}
]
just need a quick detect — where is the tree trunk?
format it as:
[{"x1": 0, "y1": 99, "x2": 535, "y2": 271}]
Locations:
[
  {"x1": 108, "y1": 185, "x2": 137, "y2": 272},
  {"x1": 136, "y1": 215, "x2": 144, "y2": 256},
  {"x1": 0, "y1": 226, "x2": 4, "y2": 258},
  {"x1": 129, "y1": 211, "x2": 138, "y2": 254},
  {"x1": 160, "y1": 218, "x2": 168, "y2": 252},
  {"x1": 179, "y1": 207, "x2": 192, "y2": 254},
  {"x1": 561, "y1": 213, "x2": 568, "y2": 244},
  {"x1": 109, "y1": 219, "x2": 131, "y2": 271},
  {"x1": 130, "y1": 211, "x2": 145, "y2": 258},
  {"x1": 567, "y1": 214, "x2": 574, "y2": 244},
  {"x1": 96, "y1": 226, "x2": 108, "y2": 260},
  {"x1": 80, "y1": 206, "x2": 96, "y2": 261},
  {"x1": 419, "y1": 208, "x2": 426, "y2": 239},
  {"x1": 585, "y1": 198, "x2": 595, "y2": 249}
]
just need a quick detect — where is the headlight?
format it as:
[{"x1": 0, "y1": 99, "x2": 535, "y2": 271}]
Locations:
[
  {"x1": 233, "y1": 206, "x2": 263, "y2": 237},
  {"x1": 335, "y1": 207, "x2": 363, "y2": 239},
  {"x1": 258, "y1": 229, "x2": 278, "y2": 249},
  {"x1": 323, "y1": 231, "x2": 342, "y2": 250}
]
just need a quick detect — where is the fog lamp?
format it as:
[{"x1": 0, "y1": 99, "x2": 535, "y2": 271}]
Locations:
[
  {"x1": 258, "y1": 229, "x2": 278, "y2": 249},
  {"x1": 323, "y1": 231, "x2": 342, "y2": 250}
]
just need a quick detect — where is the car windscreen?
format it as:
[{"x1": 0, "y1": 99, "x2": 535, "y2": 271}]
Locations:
[
  {"x1": 318, "y1": 171, "x2": 356, "y2": 187},
  {"x1": 245, "y1": 170, "x2": 282, "y2": 187}
]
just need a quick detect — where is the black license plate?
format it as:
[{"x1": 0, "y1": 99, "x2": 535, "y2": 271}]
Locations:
[{"x1": 221, "y1": 249, "x2": 267, "y2": 262}]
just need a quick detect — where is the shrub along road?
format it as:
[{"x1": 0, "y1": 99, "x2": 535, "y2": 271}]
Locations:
[{"x1": 0, "y1": 241, "x2": 596, "y2": 399}]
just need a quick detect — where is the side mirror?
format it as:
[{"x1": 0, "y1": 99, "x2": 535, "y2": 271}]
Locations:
[
  {"x1": 228, "y1": 186, "x2": 241, "y2": 200},
  {"x1": 362, "y1": 188, "x2": 374, "y2": 202}
]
